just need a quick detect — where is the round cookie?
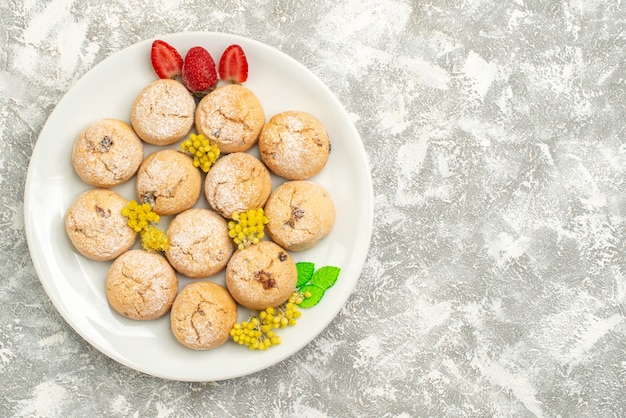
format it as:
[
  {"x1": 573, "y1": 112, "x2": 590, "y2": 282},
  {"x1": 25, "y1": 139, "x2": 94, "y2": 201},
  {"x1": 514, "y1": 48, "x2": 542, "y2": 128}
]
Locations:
[
  {"x1": 204, "y1": 152, "x2": 272, "y2": 219},
  {"x1": 136, "y1": 149, "x2": 201, "y2": 216},
  {"x1": 65, "y1": 188, "x2": 137, "y2": 261},
  {"x1": 226, "y1": 241, "x2": 297, "y2": 310},
  {"x1": 130, "y1": 79, "x2": 195, "y2": 145},
  {"x1": 165, "y1": 208, "x2": 234, "y2": 278},
  {"x1": 72, "y1": 118, "x2": 144, "y2": 187},
  {"x1": 105, "y1": 249, "x2": 178, "y2": 320},
  {"x1": 170, "y1": 281, "x2": 237, "y2": 350},
  {"x1": 264, "y1": 180, "x2": 335, "y2": 252},
  {"x1": 259, "y1": 111, "x2": 330, "y2": 180},
  {"x1": 195, "y1": 84, "x2": 265, "y2": 153}
]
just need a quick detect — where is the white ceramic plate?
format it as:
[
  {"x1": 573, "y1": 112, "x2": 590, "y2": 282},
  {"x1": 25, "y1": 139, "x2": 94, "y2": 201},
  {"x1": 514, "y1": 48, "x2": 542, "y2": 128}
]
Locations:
[{"x1": 24, "y1": 32, "x2": 373, "y2": 381}]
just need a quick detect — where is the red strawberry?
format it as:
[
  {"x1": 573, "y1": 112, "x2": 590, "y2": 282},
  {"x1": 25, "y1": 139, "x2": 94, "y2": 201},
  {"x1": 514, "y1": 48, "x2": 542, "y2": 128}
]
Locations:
[
  {"x1": 150, "y1": 40, "x2": 183, "y2": 79},
  {"x1": 219, "y1": 44, "x2": 248, "y2": 83},
  {"x1": 182, "y1": 46, "x2": 218, "y2": 97}
]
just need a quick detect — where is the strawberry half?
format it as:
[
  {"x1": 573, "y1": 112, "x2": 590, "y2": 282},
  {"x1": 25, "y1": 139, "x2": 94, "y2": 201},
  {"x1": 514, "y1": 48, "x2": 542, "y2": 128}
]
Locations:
[
  {"x1": 182, "y1": 46, "x2": 218, "y2": 97},
  {"x1": 219, "y1": 44, "x2": 248, "y2": 83},
  {"x1": 150, "y1": 40, "x2": 183, "y2": 79}
]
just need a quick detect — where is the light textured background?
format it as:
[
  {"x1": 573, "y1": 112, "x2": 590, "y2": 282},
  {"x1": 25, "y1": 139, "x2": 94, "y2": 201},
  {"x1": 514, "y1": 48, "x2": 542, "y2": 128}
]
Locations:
[{"x1": 2, "y1": 0, "x2": 626, "y2": 417}]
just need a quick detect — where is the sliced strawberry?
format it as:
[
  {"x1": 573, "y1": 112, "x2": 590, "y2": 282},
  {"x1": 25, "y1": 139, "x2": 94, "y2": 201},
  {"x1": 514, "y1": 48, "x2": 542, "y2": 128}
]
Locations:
[
  {"x1": 182, "y1": 46, "x2": 218, "y2": 97},
  {"x1": 150, "y1": 40, "x2": 183, "y2": 79},
  {"x1": 219, "y1": 44, "x2": 248, "y2": 83}
]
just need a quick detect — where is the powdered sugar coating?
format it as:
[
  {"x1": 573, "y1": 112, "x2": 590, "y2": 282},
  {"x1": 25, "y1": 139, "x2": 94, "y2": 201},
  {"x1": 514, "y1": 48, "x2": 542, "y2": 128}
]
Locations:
[
  {"x1": 170, "y1": 281, "x2": 237, "y2": 350},
  {"x1": 264, "y1": 180, "x2": 335, "y2": 252},
  {"x1": 131, "y1": 79, "x2": 195, "y2": 145},
  {"x1": 165, "y1": 208, "x2": 234, "y2": 278},
  {"x1": 136, "y1": 149, "x2": 201, "y2": 216},
  {"x1": 72, "y1": 118, "x2": 144, "y2": 187},
  {"x1": 195, "y1": 84, "x2": 265, "y2": 153},
  {"x1": 64, "y1": 188, "x2": 137, "y2": 261},
  {"x1": 226, "y1": 241, "x2": 297, "y2": 310},
  {"x1": 204, "y1": 152, "x2": 272, "y2": 219},
  {"x1": 105, "y1": 249, "x2": 178, "y2": 320},
  {"x1": 259, "y1": 111, "x2": 330, "y2": 180}
]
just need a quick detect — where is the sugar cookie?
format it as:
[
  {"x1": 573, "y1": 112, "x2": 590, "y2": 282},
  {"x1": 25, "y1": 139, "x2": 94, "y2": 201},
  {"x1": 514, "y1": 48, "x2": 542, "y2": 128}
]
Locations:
[
  {"x1": 72, "y1": 118, "x2": 144, "y2": 187},
  {"x1": 226, "y1": 241, "x2": 297, "y2": 310},
  {"x1": 165, "y1": 208, "x2": 234, "y2": 278},
  {"x1": 204, "y1": 152, "x2": 271, "y2": 219},
  {"x1": 65, "y1": 188, "x2": 137, "y2": 261},
  {"x1": 264, "y1": 180, "x2": 335, "y2": 252},
  {"x1": 136, "y1": 149, "x2": 201, "y2": 216},
  {"x1": 195, "y1": 84, "x2": 265, "y2": 153},
  {"x1": 105, "y1": 249, "x2": 178, "y2": 320},
  {"x1": 170, "y1": 281, "x2": 237, "y2": 350},
  {"x1": 259, "y1": 111, "x2": 330, "y2": 180},
  {"x1": 131, "y1": 79, "x2": 195, "y2": 145}
]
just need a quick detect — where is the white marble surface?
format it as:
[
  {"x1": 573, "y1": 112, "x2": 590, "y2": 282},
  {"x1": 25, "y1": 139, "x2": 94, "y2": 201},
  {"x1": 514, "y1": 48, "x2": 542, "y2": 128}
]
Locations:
[{"x1": 2, "y1": 0, "x2": 626, "y2": 416}]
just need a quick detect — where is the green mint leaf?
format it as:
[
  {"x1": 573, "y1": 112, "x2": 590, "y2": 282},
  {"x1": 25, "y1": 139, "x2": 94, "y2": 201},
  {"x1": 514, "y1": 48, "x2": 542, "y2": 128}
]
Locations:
[
  {"x1": 298, "y1": 285, "x2": 325, "y2": 308},
  {"x1": 310, "y1": 266, "x2": 341, "y2": 290},
  {"x1": 296, "y1": 262, "x2": 315, "y2": 288}
]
